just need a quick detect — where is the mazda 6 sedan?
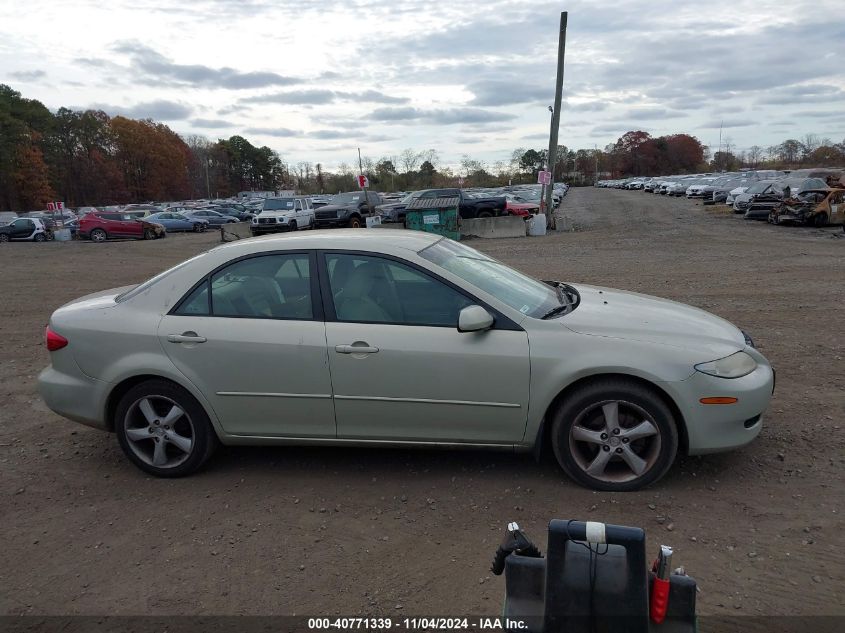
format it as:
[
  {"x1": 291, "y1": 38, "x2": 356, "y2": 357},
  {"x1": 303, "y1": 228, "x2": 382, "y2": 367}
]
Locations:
[{"x1": 38, "y1": 231, "x2": 774, "y2": 491}]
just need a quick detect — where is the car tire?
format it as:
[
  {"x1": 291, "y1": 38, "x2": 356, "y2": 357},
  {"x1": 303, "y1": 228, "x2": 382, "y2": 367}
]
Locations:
[
  {"x1": 34, "y1": 232, "x2": 47, "y2": 242},
  {"x1": 115, "y1": 379, "x2": 218, "y2": 478},
  {"x1": 813, "y1": 213, "x2": 828, "y2": 228},
  {"x1": 143, "y1": 229, "x2": 154, "y2": 240},
  {"x1": 289, "y1": 220, "x2": 297, "y2": 232},
  {"x1": 0, "y1": 234, "x2": 8, "y2": 242},
  {"x1": 551, "y1": 378, "x2": 678, "y2": 491},
  {"x1": 90, "y1": 229, "x2": 107, "y2": 243},
  {"x1": 477, "y1": 210, "x2": 493, "y2": 219},
  {"x1": 348, "y1": 216, "x2": 362, "y2": 228}
]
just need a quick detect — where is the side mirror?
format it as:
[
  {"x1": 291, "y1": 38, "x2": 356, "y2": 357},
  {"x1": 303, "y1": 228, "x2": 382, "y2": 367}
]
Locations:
[{"x1": 458, "y1": 305, "x2": 494, "y2": 333}]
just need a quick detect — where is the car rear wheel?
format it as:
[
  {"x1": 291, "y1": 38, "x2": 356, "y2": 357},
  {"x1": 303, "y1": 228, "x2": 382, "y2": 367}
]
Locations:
[
  {"x1": 348, "y1": 216, "x2": 362, "y2": 228},
  {"x1": 115, "y1": 380, "x2": 218, "y2": 478},
  {"x1": 34, "y1": 232, "x2": 47, "y2": 242},
  {"x1": 551, "y1": 378, "x2": 678, "y2": 491},
  {"x1": 477, "y1": 210, "x2": 493, "y2": 219},
  {"x1": 90, "y1": 229, "x2": 107, "y2": 242}
]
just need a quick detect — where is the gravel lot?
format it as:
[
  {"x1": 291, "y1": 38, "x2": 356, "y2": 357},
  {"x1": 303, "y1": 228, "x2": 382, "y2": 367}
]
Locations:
[{"x1": 1, "y1": 188, "x2": 843, "y2": 618}]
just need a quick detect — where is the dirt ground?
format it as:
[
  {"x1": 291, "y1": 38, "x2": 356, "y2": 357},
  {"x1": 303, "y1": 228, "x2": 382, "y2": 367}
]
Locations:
[{"x1": 1, "y1": 188, "x2": 843, "y2": 619}]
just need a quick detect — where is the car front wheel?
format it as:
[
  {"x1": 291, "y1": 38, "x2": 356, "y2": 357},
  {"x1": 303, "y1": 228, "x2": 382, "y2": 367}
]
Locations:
[
  {"x1": 0, "y1": 233, "x2": 9, "y2": 242},
  {"x1": 551, "y1": 378, "x2": 678, "y2": 491},
  {"x1": 115, "y1": 379, "x2": 218, "y2": 478},
  {"x1": 90, "y1": 229, "x2": 107, "y2": 242}
]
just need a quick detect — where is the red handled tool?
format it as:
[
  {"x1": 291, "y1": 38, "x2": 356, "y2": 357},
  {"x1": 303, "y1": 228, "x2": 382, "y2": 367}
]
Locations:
[{"x1": 650, "y1": 545, "x2": 673, "y2": 624}]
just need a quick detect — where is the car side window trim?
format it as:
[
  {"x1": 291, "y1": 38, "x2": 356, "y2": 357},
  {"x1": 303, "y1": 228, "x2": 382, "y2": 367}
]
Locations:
[
  {"x1": 169, "y1": 250, "x2": 324, "y2": 322},
  {"x1": 315, "y1": 249, "x2": 522, "y2": 331}
]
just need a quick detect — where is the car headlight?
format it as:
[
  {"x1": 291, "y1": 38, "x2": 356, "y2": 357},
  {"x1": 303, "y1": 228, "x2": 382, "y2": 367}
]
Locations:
[{"x1": 694, "y1": 351, "x2": 757, "y2": 379}]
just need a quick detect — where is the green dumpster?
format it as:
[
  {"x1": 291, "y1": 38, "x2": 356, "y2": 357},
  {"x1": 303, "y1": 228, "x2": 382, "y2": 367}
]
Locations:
[{"x1": 404, "y1": 196, "x2": 460, "y2": 240}]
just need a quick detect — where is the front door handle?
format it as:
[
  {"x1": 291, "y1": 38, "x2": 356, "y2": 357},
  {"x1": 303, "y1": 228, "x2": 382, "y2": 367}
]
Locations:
[
  {"x1": 335, "y1": 343, "x2": 379, "y2": 354},
  {"x1": 167, "y1": 333, "x2": 207, "y2": 344}
]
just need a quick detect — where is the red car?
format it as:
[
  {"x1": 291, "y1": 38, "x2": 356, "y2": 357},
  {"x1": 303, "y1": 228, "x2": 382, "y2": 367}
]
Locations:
[
  {"x1": 79, "y1": 211, "x2": 166, "y2": 242},
  {"x1": 504, "y1": 194, "x2": 539, "y2": 217}
]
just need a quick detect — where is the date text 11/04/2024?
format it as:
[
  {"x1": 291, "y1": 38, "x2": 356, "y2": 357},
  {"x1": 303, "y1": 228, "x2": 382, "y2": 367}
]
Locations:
[{"x1": 307, "y1": 617, "x2": 529, "y2": 630}]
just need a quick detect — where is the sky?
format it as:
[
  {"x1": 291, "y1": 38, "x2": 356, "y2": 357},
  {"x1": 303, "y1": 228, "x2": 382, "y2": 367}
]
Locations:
[{"x1": 1, "y1": 0, "x2": 844, "y2": 171}]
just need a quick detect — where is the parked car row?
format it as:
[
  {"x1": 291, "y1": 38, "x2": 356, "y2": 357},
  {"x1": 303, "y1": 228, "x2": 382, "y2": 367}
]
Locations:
[{"x1": 598, "y1": 168, "x2": 845, "y2": 228}]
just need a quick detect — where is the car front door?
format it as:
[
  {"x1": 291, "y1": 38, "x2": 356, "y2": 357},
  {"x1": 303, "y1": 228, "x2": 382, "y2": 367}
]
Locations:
[
  {"x1": 320, "y1": 251, "x2": 530, "y2": 444},
  {"x1": 11, "y1": 219, "x2": 35, "y2": 239},
  {"x1": 158, "y1": 251, "x2": 335, "y2": 438}
]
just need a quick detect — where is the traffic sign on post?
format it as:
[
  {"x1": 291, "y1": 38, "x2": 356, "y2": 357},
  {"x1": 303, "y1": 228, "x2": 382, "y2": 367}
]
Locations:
[
  {"x1": 356, "y1": 174, "x2": 369, "y2": 189},
  {"x1": 47, "y1": 202, "x2": 55, "y2": 211},
  {"x1": 537, "y1": 170, "x2": 552, "y2": 186}
]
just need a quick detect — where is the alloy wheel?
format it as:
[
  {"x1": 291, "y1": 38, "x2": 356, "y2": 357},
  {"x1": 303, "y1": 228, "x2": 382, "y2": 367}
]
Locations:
[
  {"x1": 123, "y1": 395, "x2": 195, "y2": 468},
  {"x1": 568, "y1": 400, "x2": 661, "y2": 484}
]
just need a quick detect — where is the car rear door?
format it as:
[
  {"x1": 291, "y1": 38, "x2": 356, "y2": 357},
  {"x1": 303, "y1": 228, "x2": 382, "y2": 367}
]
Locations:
[
  {"x1": 158, "y1": 251, "x2": 335, "y2": 438},
  {"x1": 319, "y1": 251, "x2": 530, "y2": 443}
]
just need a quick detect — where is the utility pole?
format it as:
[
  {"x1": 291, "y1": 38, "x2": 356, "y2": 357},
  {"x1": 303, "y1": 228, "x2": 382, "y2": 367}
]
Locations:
[
  {"x1": 594, "y1": 143, "x2": 598, "y2": 184},
  {"x1": 358, "y1": 147, "x2": 372, "y2": 216},
  {"x1": 717, "y1": 120, "x2": 723, "y2": 172},
  {"x1": 205, "y1": 158, "x2": 211, "y2": 199},
  {"x1": 545, "y1": 11, "x2": 567, "y2": 229}
]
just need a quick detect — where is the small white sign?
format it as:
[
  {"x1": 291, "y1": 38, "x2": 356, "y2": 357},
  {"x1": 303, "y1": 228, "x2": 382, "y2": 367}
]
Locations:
[{"x1": 423, "y1": 214, "x2": 439, "y2": 225}]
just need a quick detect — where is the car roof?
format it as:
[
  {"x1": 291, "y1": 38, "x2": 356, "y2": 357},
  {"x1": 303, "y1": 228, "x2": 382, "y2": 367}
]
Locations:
[{"x1": 212, "y1": 229, "x2": 442, "y2": 258}]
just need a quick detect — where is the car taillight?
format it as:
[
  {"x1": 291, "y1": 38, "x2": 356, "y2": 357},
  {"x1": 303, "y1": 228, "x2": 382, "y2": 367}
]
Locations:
[{"x1": 45, "y1": 326, "x2": 68, "y2": 351}]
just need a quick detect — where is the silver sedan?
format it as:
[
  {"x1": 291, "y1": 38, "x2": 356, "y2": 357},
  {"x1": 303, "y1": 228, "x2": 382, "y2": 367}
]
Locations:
[{"x1": 38, "y1": 231, "x2": 774, "y2": 490}]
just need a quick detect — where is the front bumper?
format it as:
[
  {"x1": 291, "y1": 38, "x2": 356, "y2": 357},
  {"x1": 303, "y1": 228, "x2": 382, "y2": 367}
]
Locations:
[
  {"x1": 668, "y1": 349, "x2": 774, "y2": 455},
  {"x1": 314, "y1": 218, "x2": 349, "y2": 228},
  {"x1": 251, "y1": 223, "x2": 293, "y2": 234}
]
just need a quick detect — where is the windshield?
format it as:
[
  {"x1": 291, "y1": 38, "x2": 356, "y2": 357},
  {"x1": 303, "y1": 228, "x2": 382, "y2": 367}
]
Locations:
[
  {"x1": 263, "y1": 198, "x2": 295, "y2": 211},
  {"x1": 746, "y1": 182, "x2": 773, "y2": 194},
  {"x1": 333, "y1": 192, "x2": 362, "y2": 204},
  {"x1": 418, "y1": 239, "x2": 563, "y2": 319}
]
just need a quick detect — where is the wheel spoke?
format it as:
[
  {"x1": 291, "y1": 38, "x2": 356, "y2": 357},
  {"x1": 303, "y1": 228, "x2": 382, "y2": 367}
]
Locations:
[
  {"x1": 586, "y1": 449, "x2": 613, "y2": 477},
  {"x1": 167, "y1": 431, "x2": 192, "y2": 454},
  {"x1": 619, "y1": 446, "x2": 648, "y2": 475},
  {"x1": 621, "y1": 420, "x2": 658, "y2": 442},
  {"x1": 601, "y1": 401, "x2": 620, "y2": 433},
  {"x1": 572, "y1": 426, "x2": 605, "y2": 445},
  {"x1": 125, "y1": 427, "x2": 152, "y2": 442},
  {"x1": 138, "y1": 398, "x2": 158, "y2": 425},
  {"x1": 161, "y1": 404, "x2": 185, "y2": 427},
  {"x1": 152, "y1": 439, "x2": 168, "y2": 466}
]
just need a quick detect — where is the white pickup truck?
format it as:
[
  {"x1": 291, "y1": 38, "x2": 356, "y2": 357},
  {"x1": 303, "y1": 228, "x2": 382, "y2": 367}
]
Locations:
[{"x1": 251, "y1": 197, "x2": 315, "y2": 235}]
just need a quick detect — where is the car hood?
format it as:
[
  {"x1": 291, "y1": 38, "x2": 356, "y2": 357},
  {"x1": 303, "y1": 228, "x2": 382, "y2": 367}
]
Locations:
[
  {"x1": 561, "y1": 284, "x2": 745, "y2": 358},
  {"x1": 376, "y1": 201, "x2": 406, "y2": 211},
  {"x1": 319, "y1": 203, "x2": 357, "y2": 212}
]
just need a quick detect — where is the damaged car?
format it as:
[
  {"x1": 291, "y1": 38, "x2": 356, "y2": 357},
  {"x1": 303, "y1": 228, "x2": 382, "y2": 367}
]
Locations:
[{"x1": 769, "y1": 188, "x2": 845, "y2": 227}]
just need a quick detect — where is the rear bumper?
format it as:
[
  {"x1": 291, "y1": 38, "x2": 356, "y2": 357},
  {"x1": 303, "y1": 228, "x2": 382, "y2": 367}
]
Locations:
[{"x1": 37, "y1": 365, "x2": 110, "y2": 431}]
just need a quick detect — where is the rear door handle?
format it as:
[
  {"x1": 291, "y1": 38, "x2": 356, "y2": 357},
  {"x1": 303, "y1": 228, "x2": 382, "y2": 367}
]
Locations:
[
  {"x1": 335, "y1": 344, "x2": 379, "y2": 354},
  {"x1": 167, "y1": 333, "x2": 207, "y2": 344}
]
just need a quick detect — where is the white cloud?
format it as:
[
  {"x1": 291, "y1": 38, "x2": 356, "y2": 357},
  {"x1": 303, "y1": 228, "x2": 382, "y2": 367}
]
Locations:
[{"x1": 0, "y1": 0, "x2": 843, "y2": 169}]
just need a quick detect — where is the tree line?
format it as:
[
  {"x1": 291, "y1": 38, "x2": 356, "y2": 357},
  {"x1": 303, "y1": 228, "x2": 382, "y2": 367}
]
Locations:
[
  {"x1": 0, "y1": 85, "x2": 287, "y2": 211},
  {"x1": 3, "y1": 84, "x2": 844, "y2": 211}
]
